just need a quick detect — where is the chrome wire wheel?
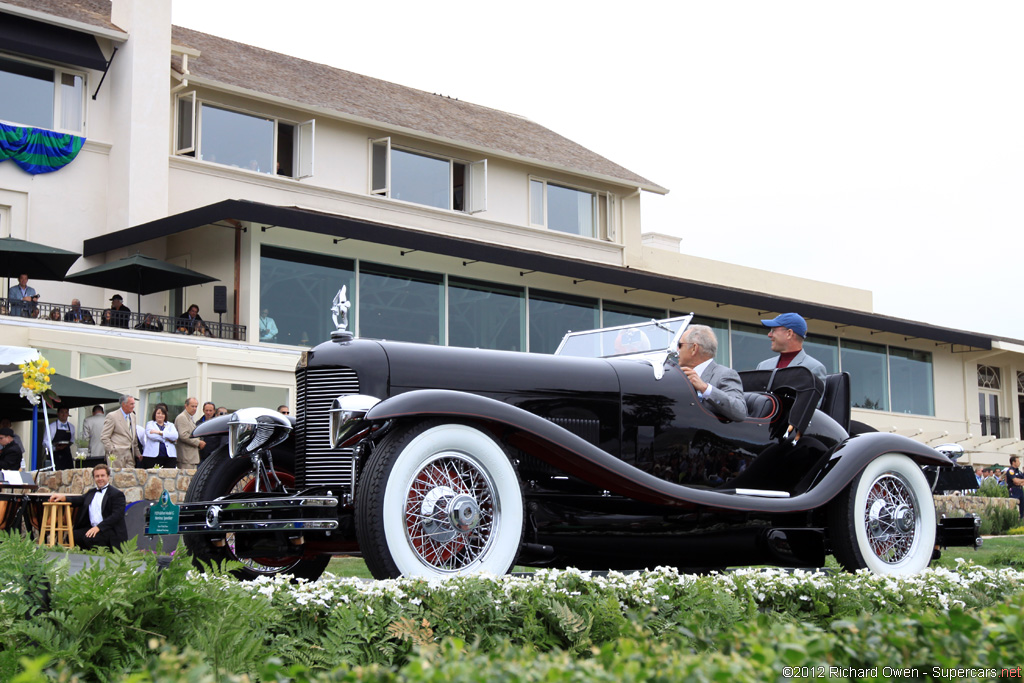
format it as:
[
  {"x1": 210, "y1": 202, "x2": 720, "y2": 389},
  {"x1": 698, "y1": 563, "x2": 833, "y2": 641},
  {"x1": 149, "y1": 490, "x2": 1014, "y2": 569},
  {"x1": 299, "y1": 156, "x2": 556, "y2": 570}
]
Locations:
[
  {"x1": 357, "y1": 420, "x2": 524, "y2": 579},
  {"x1": 863, "y1": 472, "x2": 919, "y2": 565},
  {"x1": 829, "y1": 453, "x2": 936, "y2": 575},
  {"x1": 404, "y1": 452, "x2": 498, "y2": 572}
]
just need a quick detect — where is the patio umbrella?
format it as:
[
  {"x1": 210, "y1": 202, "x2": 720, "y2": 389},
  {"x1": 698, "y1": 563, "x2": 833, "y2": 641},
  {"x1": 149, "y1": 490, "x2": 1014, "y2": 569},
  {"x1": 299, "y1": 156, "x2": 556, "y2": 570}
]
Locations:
[
  {"x1": 63, "y1": 253, "x2": 218, "y2": 312},
  {"x1": 0, "y1": 237, "x2": 81, "y2": 298},
  {"x1": 0, "y1": 371, "x2": 121, "y2": 413},
  {"x1": 0, "y1": 371, "x2": 121, "y2": 469}
]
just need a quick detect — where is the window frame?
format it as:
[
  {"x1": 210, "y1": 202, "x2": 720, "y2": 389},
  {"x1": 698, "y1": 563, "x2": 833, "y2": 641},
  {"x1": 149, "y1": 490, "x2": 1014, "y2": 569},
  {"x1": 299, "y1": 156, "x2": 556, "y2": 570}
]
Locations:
[
  {"x1": 368, "y1": 137, "x2": 486, "y2": 213},
  {"x1": 0, "y1": 53, "x2": 86, "y2": 134},
  {"x1": 174, "y1": 95, "x2": 315, "y2": 178},
  {"x1": 528, "y1": 176, "x2": 613, "y2": 240}
]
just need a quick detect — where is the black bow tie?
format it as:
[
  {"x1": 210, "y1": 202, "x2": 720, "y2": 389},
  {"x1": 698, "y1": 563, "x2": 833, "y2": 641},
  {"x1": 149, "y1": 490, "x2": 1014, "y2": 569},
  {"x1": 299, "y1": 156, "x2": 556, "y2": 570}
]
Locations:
[{"x1": 97, "y1": 486, "x2": 108, "y2": 492}]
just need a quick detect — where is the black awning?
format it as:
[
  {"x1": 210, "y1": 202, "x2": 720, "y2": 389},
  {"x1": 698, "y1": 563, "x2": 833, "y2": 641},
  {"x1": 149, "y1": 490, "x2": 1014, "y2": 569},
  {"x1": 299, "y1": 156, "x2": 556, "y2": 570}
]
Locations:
[
  {"x1": 84, "y1": 199, "x2": 994, "y2": 350},
  {"x1": 0, "y1": 13, "x2": 108, "y2": 71}
]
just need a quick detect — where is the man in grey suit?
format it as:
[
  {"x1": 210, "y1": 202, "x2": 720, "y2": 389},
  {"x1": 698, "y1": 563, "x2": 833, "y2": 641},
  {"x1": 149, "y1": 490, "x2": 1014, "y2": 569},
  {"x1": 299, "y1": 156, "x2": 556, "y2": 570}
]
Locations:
[
  {"x1": 82, "y1": 405, "x2": 107, "y2": 460},
  {"x1": 677, "y1": 325, "x2": 747, "y2": 422},
  {"x1": 756, "y1": 313, "x2": 827, "y2": 385},
  {"x1": 101, "y1": 395, "x2": 141, "y2": 468},
  {"x1": 174, "y1": 397, "x2": 205, "y2": 468}
]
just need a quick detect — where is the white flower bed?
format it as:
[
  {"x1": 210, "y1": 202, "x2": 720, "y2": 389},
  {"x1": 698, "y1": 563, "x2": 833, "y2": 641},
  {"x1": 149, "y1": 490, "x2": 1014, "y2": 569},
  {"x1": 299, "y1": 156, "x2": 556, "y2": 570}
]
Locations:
[{"x1": 204, "y1": 558, "x2": 1019, "y2": 616}]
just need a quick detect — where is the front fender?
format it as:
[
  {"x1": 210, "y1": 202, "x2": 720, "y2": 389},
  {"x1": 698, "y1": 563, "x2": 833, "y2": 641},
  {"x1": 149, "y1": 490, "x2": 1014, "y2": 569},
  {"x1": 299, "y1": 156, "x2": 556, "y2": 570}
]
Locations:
[{"x1": 363, "y1": 390, "x2": 951, "y2": 514}]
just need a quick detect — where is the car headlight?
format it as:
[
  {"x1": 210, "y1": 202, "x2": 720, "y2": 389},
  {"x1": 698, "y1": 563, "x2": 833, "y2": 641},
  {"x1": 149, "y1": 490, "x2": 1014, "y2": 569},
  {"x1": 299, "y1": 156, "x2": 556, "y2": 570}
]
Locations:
[
  {"x1": 329, "y1": 394, "x2": 381, "y2": 448},
  {"x1": 228, "y1": 408, "x2": 292, "y2": 458}
]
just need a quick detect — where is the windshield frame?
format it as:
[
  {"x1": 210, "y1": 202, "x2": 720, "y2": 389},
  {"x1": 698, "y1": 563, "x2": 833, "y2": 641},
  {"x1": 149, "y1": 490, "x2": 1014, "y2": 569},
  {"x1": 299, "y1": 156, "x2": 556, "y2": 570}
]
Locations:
[{"x1": 553, "y1": 314, "x2": 694, "y2": 363}]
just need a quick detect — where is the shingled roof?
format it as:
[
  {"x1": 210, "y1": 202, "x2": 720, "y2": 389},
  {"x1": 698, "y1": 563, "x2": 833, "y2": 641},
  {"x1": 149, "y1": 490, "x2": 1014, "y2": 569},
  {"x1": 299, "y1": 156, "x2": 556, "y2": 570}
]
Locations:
[
  {"x1": 0, "y1": 0, "x2": 123, "y2": 33},
  {"x1": 170, "y1": 25, "x2": 665, "y2": 193},
  {"x1": 4, "y1": 0, "x2": 663, "y2": 191}
]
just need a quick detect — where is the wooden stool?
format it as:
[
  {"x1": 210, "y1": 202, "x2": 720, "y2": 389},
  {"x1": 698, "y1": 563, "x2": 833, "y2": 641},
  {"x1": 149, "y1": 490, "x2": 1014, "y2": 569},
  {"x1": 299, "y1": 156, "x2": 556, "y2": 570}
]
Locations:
[{"x1": 38, "y1": 501, "x2": 74, "y2": 548}]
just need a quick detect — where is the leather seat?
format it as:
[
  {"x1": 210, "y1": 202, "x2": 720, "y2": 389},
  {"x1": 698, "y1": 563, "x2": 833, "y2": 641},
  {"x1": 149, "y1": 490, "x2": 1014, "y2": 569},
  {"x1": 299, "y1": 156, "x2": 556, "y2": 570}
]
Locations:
[{"x1": 744, "y1": 392, "x2": 777, "y2": 419}]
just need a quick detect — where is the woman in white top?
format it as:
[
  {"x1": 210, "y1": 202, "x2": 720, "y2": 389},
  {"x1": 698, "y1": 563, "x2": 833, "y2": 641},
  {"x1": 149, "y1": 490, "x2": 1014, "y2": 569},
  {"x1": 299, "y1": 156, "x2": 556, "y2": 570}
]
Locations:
[{"x1": 141, "y1": 404, "x2": 178, "y2": 468}]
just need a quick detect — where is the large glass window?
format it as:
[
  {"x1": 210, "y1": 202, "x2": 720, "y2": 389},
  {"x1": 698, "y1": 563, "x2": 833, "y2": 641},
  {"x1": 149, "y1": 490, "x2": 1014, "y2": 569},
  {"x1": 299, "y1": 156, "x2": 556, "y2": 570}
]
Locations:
[
  {"x1": 841, "y1": 340, "x2": 889, "y2": 411},
  {"x1": 889, "y1": 348, "x2": 933, "y2": 415},
  {"x1": 80, "y1": 353, "x2": 131, "y2": 378},
  {"x1": 730, "y1": 321, "x2": 770, "y2": 371},
  {"x1": 603, "y1": 301, "x2": 666, "y2": 329},
  {"x1": 530, "y1": 179, "x2": 599, "y2": 237},
  {"x1": 260, "y1": 246, "x2": 355, "y2": 346},
  {"x1": 35, "y1": 348, "x2": 72, "y2": 376},
  {"x1": 391, "y1": 148, "x2": 451, "y2": 210},
  {"x1": 177, "y1": 98, "x2": 313, "y2": 178},
  {"x1": 528, "y1": 290, "x2": 599, "y2": 354},
  {"x1": 804, "y1": 334, "x2": 839, "y2": 373},
  {"x1": 448, "y1": 277, "x2": 525, "y2": 351},
  {"x1": 359, "y1": 263, "x2": 443, "y2": 344},
  {"x1": 199, "y1": 104, "x2": 274, "y2": 173},
  {"x1": 370, "y1": 138, "x2": 486, "y2": 213},
  {"x1": 211, "y1": 382, "x2": 289, "y2": 414},
  {"x1": 0, "y1": 55, "x2": 83, "y2": 132}
]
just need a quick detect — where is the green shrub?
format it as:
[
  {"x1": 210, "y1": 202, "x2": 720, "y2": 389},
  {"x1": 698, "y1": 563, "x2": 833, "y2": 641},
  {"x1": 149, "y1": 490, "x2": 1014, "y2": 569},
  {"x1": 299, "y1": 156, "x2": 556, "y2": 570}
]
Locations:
[
  {"x1": 980, "y1": 504, "x2": 1021, "y2": 535},
  {"x1": 973, "y1": 479, "x2": 1009, "y2": 497}
]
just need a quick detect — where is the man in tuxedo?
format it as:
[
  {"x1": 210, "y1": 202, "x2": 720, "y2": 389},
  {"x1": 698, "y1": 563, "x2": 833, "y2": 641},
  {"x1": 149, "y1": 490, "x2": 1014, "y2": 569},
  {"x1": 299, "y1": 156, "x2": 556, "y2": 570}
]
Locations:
[
  {"x1": 49, "y1": 463, "x2": 127, "y2": 550},
  {"x1": 101, "y1": 394, "x2": 141, "y2": 468},
  {"x1": 677, "y1": 324, "x2": 747, "y2": 422}
]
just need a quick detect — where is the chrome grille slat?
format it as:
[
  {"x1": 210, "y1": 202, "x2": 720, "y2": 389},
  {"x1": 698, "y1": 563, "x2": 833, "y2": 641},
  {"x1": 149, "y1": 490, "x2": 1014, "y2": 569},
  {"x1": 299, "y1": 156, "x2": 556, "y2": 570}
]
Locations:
[{"x1": 296, "y1": 367, "x2": 359, "y2": 489}]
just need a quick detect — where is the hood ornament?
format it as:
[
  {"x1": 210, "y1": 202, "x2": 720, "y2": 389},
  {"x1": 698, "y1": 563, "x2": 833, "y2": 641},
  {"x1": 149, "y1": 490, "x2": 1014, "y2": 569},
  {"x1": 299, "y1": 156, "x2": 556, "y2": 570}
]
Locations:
[{"x1": 331, "y1": 286, "x2": 353, "y2": 342}]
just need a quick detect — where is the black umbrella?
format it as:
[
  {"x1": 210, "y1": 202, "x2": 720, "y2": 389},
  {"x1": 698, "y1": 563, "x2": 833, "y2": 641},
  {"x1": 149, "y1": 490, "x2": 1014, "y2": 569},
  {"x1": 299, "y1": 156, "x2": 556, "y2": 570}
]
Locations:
[
  {"x1": 64, "y1": 254, "x2": 218, "y2": 312},
  {"x1": 0, "y1": 238, "x2": 81, "y2": 299},
  {"x1": 0, "y1": 372, "x2": 121, "y2": 414}
]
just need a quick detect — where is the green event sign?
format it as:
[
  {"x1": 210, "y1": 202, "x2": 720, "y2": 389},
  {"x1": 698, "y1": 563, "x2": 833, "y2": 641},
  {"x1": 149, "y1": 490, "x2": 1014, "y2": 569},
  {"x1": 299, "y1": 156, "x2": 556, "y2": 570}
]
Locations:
[{"x1": 149, "y1": 490, "x2": 180, "y2": 535}]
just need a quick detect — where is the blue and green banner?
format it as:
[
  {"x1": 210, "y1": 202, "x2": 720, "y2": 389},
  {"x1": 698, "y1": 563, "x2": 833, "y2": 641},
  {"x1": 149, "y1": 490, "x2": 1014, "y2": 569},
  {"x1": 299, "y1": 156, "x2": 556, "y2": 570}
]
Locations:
[{"x1": 0, "y1": 123, "x2": 85, "y2": 175}]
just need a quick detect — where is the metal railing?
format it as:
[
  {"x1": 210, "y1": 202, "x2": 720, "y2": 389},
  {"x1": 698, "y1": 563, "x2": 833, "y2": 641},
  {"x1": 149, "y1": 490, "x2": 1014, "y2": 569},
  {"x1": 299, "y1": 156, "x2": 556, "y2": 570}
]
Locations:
[
  {"x1": 980, "y1": 415, "x2": 1011, "y2": 438},
  {"x1": 1, "y1": 297, "x2": 247, "y2": 341}
]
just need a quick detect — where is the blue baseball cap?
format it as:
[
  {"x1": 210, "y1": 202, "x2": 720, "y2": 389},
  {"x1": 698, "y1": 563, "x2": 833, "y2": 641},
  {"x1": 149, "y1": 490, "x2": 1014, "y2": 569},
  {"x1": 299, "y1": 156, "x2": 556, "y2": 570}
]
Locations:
[{"x1": 761, "y1": 313, "x2": 808, "y2": 338}]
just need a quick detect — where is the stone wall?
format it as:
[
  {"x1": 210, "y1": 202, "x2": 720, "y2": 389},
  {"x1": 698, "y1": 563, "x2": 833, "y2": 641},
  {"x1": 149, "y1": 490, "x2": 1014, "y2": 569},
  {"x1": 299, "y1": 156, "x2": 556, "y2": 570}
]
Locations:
[
  {"x1": 934, "y1": 494, "x2": 1019, "y2": 518},
  {"x1": 33, "y1": 467, "x2": 195, "y2": 504}
]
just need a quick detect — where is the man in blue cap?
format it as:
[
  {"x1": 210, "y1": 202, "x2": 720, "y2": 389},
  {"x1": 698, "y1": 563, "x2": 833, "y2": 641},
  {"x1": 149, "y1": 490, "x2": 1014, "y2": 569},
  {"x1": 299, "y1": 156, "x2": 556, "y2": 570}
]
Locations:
[{"x1": 757, "y1": 313, "x2": 826, "y2": 385}]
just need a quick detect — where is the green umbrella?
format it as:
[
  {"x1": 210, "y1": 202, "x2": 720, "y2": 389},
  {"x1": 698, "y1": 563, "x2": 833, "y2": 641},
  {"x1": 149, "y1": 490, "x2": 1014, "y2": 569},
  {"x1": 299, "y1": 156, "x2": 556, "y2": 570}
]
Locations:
[
  {"x1": 0, "y1": 371, "x2": 121, "y2": 414},
  {"x1": 0, "y1": 238, "x2": 81, "y2": 293},
  {"x1": 64, "y1": 253, "x2": 218, "y2": 312}
]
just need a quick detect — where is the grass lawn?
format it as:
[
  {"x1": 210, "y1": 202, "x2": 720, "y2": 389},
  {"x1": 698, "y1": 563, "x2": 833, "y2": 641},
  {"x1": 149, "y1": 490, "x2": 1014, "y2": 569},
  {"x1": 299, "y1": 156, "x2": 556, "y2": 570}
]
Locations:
[{"x1": 324, "y1": 535, "x2": 1024, "y2": 579}]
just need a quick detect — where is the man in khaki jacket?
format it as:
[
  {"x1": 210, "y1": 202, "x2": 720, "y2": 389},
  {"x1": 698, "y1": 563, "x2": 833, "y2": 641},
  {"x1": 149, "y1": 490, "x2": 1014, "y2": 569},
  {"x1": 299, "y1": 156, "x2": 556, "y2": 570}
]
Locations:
[
  {"x1": 174, "y1": 397, "x2": 205, "y2": 468},
  {"x1": 101, "y1": 395, "x2": 141, "y2": 468}
]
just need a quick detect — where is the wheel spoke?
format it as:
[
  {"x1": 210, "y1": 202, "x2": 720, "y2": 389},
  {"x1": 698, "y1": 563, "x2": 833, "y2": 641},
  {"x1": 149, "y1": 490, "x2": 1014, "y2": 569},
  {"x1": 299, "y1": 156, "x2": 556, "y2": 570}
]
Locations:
[
  {"x1": 404, "y1": 452, "x2": 498, "y2": 572},
  {"x1": 863, "y1": 472, "x2": 919, "y2": 564}
]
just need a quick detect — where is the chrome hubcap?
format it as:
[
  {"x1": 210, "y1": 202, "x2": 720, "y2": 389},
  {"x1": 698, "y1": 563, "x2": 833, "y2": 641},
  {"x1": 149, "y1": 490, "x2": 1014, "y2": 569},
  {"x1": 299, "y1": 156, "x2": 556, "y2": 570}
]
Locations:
[
  {"x1": 864, "y1": 473, "x2": 918, "y2": 564},
  {"x1": 405, "y1": 453, "x2": 497, "y2": 572}
]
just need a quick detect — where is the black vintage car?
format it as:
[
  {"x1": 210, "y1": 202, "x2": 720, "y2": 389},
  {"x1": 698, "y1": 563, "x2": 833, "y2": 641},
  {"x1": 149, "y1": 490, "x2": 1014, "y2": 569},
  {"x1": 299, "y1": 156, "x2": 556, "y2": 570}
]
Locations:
[{"x1": 175, "y1": 309, "x2": 979, "y2": 581}]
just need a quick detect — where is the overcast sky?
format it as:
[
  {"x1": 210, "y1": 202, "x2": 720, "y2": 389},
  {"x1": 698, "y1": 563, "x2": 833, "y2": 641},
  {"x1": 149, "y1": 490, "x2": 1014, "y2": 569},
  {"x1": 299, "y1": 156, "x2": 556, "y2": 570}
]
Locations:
[{"x1": 172, "y1": 0, "x2": 1024, "y2": 341}]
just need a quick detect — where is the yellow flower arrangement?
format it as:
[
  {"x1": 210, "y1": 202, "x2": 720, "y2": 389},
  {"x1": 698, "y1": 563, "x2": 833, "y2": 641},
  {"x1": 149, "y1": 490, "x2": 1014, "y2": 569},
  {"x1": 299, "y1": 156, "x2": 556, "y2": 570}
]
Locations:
[{"x1": 19, "y1": 356, "x2": 59, "y2": 408}]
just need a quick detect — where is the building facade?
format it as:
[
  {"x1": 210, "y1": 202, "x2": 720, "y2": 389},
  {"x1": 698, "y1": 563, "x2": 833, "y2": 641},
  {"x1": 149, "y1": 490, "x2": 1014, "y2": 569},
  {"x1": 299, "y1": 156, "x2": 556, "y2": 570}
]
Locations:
[{"x1": 2, "y1": 0, "x2": 1023, "y2": 466}]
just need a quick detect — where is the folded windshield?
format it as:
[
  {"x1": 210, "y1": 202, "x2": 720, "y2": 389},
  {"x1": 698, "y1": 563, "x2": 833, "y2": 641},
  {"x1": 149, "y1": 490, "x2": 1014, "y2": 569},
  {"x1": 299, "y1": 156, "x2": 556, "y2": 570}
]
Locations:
[{"x1": 554, "y1": 315, "x2": 693, "y2": 359}]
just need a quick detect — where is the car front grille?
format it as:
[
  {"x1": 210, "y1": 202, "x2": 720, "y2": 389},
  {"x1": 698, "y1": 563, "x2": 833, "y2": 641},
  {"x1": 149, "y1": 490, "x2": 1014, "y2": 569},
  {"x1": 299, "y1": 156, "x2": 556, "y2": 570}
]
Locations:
[{"x1": 295, "y1": 366, "x2": 359, "y2": 491}]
